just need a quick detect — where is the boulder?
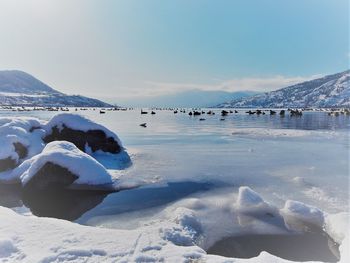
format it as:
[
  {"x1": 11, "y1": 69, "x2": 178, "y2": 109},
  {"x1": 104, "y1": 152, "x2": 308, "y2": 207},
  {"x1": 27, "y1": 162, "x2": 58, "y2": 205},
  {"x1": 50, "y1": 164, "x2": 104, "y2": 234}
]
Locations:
[
  {"x1": 20, "y1": 141, "x2": 114, "y2": 192},
  {"x1": 13, "y1": 142, "x2": 28, "y2": 159},
  {"x1": 44, "y1": 124, "x2": 121, "y2": 154},
  {"x1": 0, "y1": 142, "x2": 28, "y2": 172},
  {"x1": 0, "y1": 157, "x2": 17, "y2": 172},
  {"x1": 23, "y1": 162, "x2": 78, "y2": 192}
]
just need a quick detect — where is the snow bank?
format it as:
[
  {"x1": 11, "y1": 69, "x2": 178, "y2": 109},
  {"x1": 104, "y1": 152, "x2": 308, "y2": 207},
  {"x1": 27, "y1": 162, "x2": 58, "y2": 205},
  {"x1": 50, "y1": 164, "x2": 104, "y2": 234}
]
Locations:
[
  {"x1": 20, "y1": 141, "x2": 113, "y2": 187},
  {"x1": 325, "y1": 213, "x2": 350, "y2": 263},
  {"x1": 0, "y1": 206, "x2": 207, "y2": 263},
  {"x1": 0, "y1": 186, "x2": 348, "y2": 262}
]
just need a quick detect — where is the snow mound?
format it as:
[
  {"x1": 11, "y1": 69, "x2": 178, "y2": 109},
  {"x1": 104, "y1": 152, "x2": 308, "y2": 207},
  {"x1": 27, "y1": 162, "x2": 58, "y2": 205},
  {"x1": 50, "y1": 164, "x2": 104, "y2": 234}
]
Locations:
[
  {"x1": 0, "y1": 117, "x2": 44, "y2": 163},
  {"x1": 20, "y1": 141, "x2": 113, "y2": 188},
  {"x1": 281, "y1": 200, "x2": 325, "y2": 229},
  {"x1": 236, "y1": 186, "x2": 265, "y2": 207}
]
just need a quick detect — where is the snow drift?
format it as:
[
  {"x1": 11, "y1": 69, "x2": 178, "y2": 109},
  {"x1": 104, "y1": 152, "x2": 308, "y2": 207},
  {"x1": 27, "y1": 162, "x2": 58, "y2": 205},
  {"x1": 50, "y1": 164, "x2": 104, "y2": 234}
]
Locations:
[{"x1": 0, "y1": 186, "x2": 348, "y2": 262}]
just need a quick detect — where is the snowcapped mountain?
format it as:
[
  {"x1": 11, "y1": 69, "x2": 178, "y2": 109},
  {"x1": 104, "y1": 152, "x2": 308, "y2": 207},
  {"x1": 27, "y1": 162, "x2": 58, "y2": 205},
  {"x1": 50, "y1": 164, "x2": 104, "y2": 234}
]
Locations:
[
  {"x1": 0, "y1": 70, "x2": 112, "y2": 107},
  {"x1": 217, "y1": 70, "x2": 350, "y2": 108}
]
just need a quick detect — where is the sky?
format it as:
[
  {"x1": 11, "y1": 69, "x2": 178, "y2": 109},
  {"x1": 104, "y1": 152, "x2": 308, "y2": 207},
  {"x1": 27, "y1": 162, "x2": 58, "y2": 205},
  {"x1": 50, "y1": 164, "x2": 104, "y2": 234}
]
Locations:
[{"x1": 0, "y1": 0, "x2": 348, "y2": 102}]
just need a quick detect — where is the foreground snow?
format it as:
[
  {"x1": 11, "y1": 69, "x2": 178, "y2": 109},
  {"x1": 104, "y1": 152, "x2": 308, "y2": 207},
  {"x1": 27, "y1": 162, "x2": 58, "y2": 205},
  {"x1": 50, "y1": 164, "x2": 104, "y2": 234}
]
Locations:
[{"x1": 0, "y1": 186, "x2": 348, "y2": 263}]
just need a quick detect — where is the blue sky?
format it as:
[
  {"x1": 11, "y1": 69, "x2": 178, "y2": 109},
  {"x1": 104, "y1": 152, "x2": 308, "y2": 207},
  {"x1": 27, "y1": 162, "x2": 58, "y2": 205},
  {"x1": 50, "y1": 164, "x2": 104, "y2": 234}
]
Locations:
[{"x1": 0, "y1": 0, "x2": 348, "y2": 99}]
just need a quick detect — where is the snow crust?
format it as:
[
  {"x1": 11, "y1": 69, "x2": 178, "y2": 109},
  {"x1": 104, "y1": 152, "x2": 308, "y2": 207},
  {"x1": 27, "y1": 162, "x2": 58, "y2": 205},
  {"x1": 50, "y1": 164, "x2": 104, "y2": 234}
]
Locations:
[{"x1": 0, "y1": 186, "x2": 347, "y2": 263}]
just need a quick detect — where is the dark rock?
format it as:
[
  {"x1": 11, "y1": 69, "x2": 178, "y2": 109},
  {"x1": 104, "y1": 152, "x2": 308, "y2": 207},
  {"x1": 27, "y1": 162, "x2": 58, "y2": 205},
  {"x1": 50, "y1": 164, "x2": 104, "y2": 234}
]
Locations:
[
  {"x1": 0, "y1": 157, "x2": 17, "y2": 172},
  {"x1": 13, "y1": 142, "x2": 28, "y2": 159},
  {"x1": 23, "y1": 162, "x2": 78, "y2": 192},
  {"x1": 29, "y1": 126, "x2": 41, "y2": 132},
  {"x1": 44, "y1": 124, "x2": 121, "y2": 154}
]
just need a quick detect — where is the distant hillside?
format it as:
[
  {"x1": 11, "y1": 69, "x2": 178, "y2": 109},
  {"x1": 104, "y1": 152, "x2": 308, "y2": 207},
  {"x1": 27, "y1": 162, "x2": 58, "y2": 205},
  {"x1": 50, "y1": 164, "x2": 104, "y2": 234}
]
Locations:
[
  {"x1": 0, "y1": 70, "x2": 112, "y2": 107},
  {"x1": 217, "y1": 70, "x2": 350, "y2": 108},
  {"x1": 107, "y1": 90, "x2": 260, "y2": 108}
]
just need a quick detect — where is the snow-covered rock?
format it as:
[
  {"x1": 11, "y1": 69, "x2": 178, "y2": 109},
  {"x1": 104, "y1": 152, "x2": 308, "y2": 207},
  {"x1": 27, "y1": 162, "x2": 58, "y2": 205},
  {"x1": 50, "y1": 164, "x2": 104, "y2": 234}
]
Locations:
[
  {"x1": 218, "y1": 70, "x2": 350, "y2": 108},
  {"x1": 0, "y1": 114, "x2": 128, "y2": 187},
  {"x1": 44, "y1": 113, "x2": 123, "y2": 154},
  {"x1": 19, "y1": 141, "x2": 113, "y2": 191},
  {"x1": 0, "y1": 117, "x2": 45, "y2": 172}
]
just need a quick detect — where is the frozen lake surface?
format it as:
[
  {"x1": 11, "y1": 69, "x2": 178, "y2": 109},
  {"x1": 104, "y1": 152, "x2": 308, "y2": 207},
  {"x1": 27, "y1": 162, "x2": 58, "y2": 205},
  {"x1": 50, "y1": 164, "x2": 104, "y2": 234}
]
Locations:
[{"x1": 0, "y1": 108, "x2": 349, "y2": 262}]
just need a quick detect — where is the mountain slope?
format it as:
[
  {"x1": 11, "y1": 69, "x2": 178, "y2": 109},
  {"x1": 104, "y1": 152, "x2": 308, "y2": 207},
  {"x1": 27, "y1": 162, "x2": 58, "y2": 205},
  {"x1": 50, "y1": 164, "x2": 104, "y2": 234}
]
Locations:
[
  {"x1": 0, "y1": 70, "x2": 112, "y2": 107},
  {"x1": 0, "y1": 70, "x2": 61, "y2": 95},
  {"x1": 218, "y1": 70, "x2": 350, "y2": 108}
]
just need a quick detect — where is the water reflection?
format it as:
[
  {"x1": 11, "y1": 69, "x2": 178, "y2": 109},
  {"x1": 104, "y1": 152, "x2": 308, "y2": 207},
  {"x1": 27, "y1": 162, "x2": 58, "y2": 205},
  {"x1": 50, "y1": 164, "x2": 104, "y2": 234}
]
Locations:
[
  {"x1": 207, "y1": 231, "x2": 340, "y2": 262},
  {"x1": 77, "y1": 181, "x2": 214, "y2": 224},
  {"x1": 0, "y1": 181, "x2": 214, "y2": 222},
  {"x1": 21, "y1": 189, "x2": 109, "y2": 221},
  {"x1": 0, "y1": 183, "x2": 109, "y2": 221}
]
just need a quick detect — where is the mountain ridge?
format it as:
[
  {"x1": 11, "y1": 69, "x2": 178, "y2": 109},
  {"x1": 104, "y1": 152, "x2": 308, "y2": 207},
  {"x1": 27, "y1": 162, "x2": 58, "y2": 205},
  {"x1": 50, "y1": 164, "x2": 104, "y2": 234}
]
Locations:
[
  {"x1": 217, "y1": 70, "x2": 350, "y2": 108},
  {"x1": 0, "y1": 70, "x2": 112, "y2": 107}
]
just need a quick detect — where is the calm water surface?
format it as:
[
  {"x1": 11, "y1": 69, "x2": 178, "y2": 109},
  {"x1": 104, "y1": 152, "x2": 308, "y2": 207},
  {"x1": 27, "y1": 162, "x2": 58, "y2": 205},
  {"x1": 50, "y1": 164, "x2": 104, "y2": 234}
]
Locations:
[{"x1": 0, "y1": 109, "x2": 349, "y2": 221}]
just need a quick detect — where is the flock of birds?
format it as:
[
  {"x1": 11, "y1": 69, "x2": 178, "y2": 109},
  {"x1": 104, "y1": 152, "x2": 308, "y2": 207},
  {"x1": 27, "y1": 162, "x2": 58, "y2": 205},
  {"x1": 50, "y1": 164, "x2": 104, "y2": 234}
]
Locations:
[
  {"x1": 135, "y1": 107, "x2": 350, "y2": 128},
  {"x1": 1, "y1": 106, "x2": 349, "y2": 129}
]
